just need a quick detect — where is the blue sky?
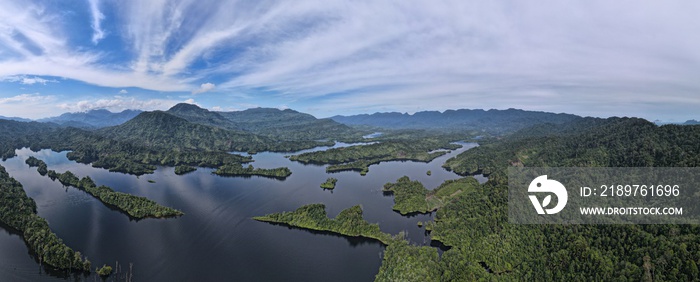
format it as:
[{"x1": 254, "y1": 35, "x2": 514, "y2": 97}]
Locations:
[{"x1": 1, "y1": 1, "x2": 699, "y2": 121}]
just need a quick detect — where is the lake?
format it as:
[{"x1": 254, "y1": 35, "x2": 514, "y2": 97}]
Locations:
[{"x1": 0, "y1": 143, "x2": 483, "y2": 281}]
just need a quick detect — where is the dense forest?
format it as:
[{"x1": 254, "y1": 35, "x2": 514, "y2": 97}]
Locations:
[
  {"x1": 382, "y1": 176, "x2": 479, "y2": 215},
  {"x1": 290, "y1": 139, "x2": 462, "y2": 175},
  {"x1": 0, "y1": 165, "x2": 91, "y2": 272},
  {"x1": 373, "y1": 118, "x2": 700, "y2": 281}
]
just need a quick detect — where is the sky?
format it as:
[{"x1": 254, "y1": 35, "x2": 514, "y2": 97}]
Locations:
[{"x1": 0, "y1": 1, "x2": 699, "y2": 121}]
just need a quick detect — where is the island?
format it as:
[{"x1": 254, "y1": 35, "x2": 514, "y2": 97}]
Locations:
[
  {"x1": 213, "y1": 164, "x2": 291, "y2": 179},
  {"x1": 320, "y1": 177, "x2": 338, "y2": 189},
  {"x1": 25, "y1": 156, "x2": 48, "y2": 176},
  {"x1": 289, "y1": 140, "x2": 462, "y2": 175},
  {"x1": 38, "y1": 168, "x2": 183, "y2": 219},
  {"x1": 253, "y1": 204, "x2": 393, "y2": 245},
  {"x1": 0, "y1": 164, "x2": 92, "y2": 272},
  {"x1": 382, "y1": 176, "x2": 478, "y2": 215}
]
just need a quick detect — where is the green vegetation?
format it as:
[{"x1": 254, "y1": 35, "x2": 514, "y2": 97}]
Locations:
[
  {"x1": 320, "y1": 177, "x2": 338, "y2": 189},
  {"x1": 45, "y1": 170, "x2": 183, "y2": 219},
  {"x1": 213, "y1": 164, "x2": 291, "y2": 179},
  {"x1": 174, "y1": 165, "x2": 197, "y2": 175},
  {"x1": 0, "y1": 165, "x2": 91, "y2": 272},
  {"x1": 25, "y1": 156, "x2": 48, "y2": 176},
  {"x1": 290, "y1": 139, "x2": 462, "y2": 175},
  {"x1": 382, "y1": 176, "x2": 478, "y2": 215},
  {"x1": 375, "y1": 240, "x2": 441, "y2": 282},
  {"x1": 0, "y1": 111, "x2": 330, "y2": 177},
  {"x1": 97, "y1": 264, "x2": 113, "y2": 276},
  {"x1": 376, "y1": 118, "x2": 700, "y2": 281},
  {"x1": 426, "y1": 170, "x2": 431, "y2": 176},
  {"x1": 147, "y1": 180, "x2": 156, "y2": 183},
  {"x1": 253, "y1": 204, "x2": 393, "y2": 245}
]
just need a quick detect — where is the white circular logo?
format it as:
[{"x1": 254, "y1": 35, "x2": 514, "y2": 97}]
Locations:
[{"x1": 528, "y1": 175, "x2": 568, "y2": 214}]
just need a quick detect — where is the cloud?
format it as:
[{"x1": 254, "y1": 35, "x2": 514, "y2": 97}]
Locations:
[
  {"x1": 0, "y1": 93, "x2": 56, "y2": 119},
  {"x1": 88, "y1": 0, "x2": 106, "y2": 44},
  {"x1": 1, "y1": 75, "x2": 58, "y2": 85},
  {"x1": 0, "y1": 93, "x2": 53, "y2": 104},
  {"x1": 192, "y1": 82, "x2": 215, "y2": 94},
  {"x1": 1, "y1": 1, "x2": 700, "y2": 121},
  {"x1": 57, "y1": 97, "x2": 189, "y2": 113},
  {"x1": 119, "y1": 89, "x2": 128, "y2": 94}
]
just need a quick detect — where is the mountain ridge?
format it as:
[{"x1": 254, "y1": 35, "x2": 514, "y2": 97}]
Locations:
[{"x1": 331, "y1": 108, "x2": 582, "y2": 135}]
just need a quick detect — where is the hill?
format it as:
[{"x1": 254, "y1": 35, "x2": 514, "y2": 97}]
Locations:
[
  {"x1": 218, "y1": 107, "x2": 361, "y2": 140},
  {"x1": 98, "y1": 111, "x2": 270, "y2": 152},
  {"x1": 166, "y1": 103, "x2": 238, "y2": 130},
  {"x1": 39, "y1": 109, "x2": 142, "y2": 128},
  {"x1": 331, "y1": 108, "x2": 581, "y2": 135},
  {"x1": 0, "y1": 115, "x2": 32, "y2": 122},
  {"x1": 164, "y1": 103, "x2": 361, "y2": 141}
]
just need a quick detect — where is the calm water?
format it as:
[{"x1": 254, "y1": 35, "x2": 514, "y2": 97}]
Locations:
[{"x1": 0, "y1": 143, "x2": 482, "y2": 281}]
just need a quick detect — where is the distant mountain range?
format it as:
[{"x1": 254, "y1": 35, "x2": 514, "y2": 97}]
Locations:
[
  {"x1": 39, "y1": 109, "x2": 142, "y2": 128},
  {"x1": 0, "y1": 115, "x2": 32, "y2": 122},
  {"x1": 331, "y1": 108, "x2": 581, "y2": 135},
  {"x1": 9, "y1": 105, "x2": 618, "y2": 137}
]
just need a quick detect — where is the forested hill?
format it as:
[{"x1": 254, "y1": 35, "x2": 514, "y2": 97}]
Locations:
[
  {"x1": 443, "y1": 117, "x2": 700, "y2": 177},
  {"x1": 97, "y1": 111, "x2": 272, "y2": 152},
  {"x1": 166, "y1": 103, "x2": 238, "y2": 130},
  {"x1": 39, "y1": 109, "x2": 142, "y2": 128},
  {"x1": 331, "y1": 108, "x2": 581, "y2": 135},
  {"x1": 164, "y1": 103, "x2": 361, "y2": 141},
  {"x1": 218, "y1": 106, "x2": 361, "y2": 140}
]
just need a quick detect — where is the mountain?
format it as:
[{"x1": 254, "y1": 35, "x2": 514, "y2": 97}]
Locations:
[
  {"x1": 0, "y1": 115, "x2": 32, "y2": 122},
  {"x1": 166, "y1": 103, "x2": 238, "y2": 130},
  {"x1": 683, "y1": 119, "x2": 700, "y2": 125},
  {"x1": 98, "y1": 111, "x2": 270, "y2": 152},
  {"x1": 164, "y1": 103, "x2": 360, "y2": 141},
  {"x1": 40, "y1": 109, "x2": 142, "y2": 128},
  {"x1": 331, "y1": 108, "x2": 582, "y2": 135},
  {"x1": 217, "y1": 107, "x2": 359, "y2": 140}
]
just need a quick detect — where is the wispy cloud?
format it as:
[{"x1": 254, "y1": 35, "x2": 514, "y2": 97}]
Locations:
[
  {"x1": 57, "y1": 96, "x2": 190, "y2": 113},
  {"x1": 0, "y1": 93, "x2": 53, "y2": 104},
  {"x1": 88, "y1": 0, "x2": 106, "y2": 44},
  {"x1": 0, "y1": 1, "x2": 699, "y2": 120}
]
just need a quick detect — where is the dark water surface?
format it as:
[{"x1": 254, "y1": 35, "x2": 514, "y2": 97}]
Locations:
[{"x1": 0, "y1": 143, "x2": 482, "y2": 281}]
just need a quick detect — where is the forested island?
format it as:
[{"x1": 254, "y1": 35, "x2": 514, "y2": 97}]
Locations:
[
  {"x1": 253, "y1": 204, "x2": 394, "y2": 245},
  {"x1": 0, "y1": 165, "x2": 92, "y2": 272},
  {"x1": 290, "y1": 139, "x2": 461, "y2": 175},
  {"x1": 382, "y1": 176, "x2": 478, "y2": 215},
  {"x1": 320, "y1": 177, "x2": 337, "y2": 189},
  {"x1": 46, "y1": 169, "x2": 184, "y2": 219},
  {"x1": 213, "y1": 164, "x2": 291, "y2": 179}
]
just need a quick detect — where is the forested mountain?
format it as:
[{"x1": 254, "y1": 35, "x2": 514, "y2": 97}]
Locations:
[
  {"x1": 39, "y1": 109, "x2": 142, "y2": 128},
  {"x1": 166, "y1": 103, "x2": 238, "y2": 130},
  {"x1": 331, "y1": 108, "x2": 581, "y2": 135},
  {"x1": 98, "y1": 111, "x2": 271, "y2": 152},
  {"x1": 217, "y1": 107, "x2": 361, "y2": 140}
]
